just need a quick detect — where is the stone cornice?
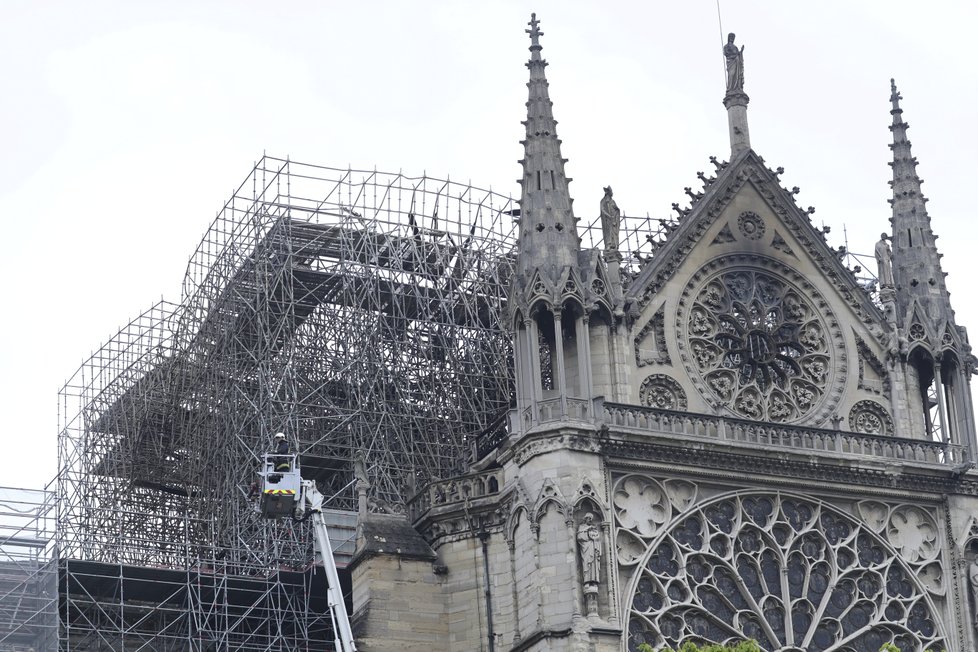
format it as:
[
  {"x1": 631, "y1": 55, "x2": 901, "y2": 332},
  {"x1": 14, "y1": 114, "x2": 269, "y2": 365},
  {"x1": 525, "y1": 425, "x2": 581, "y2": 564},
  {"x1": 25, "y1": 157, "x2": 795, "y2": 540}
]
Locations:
[{"x1": 601, "y1": 434, "x2": 978, "y2": 497}]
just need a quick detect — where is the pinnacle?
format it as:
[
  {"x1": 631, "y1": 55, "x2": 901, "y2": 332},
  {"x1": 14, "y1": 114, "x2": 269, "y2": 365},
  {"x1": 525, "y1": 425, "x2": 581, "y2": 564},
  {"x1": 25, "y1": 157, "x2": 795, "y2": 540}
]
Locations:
[{"x1": 514, "y1": 13, "x2": 579, "y2": 286}]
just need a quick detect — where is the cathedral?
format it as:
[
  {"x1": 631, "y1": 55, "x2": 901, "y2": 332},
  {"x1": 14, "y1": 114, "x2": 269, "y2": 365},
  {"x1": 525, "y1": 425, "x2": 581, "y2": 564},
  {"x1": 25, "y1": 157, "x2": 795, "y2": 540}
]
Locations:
[{"x1": 349, "y1": 14, "x2": 978, "y2": 652}]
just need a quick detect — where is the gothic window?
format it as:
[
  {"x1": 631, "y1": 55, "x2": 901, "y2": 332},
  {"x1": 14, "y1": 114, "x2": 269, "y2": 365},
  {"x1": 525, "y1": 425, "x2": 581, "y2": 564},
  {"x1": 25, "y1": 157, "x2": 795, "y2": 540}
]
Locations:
[
  {"x1": 627, "y1": 493, "x2": 947, "y2": 652},
  {"x1": 681, "y1": 267, "x2": 838, "y2": 422}
]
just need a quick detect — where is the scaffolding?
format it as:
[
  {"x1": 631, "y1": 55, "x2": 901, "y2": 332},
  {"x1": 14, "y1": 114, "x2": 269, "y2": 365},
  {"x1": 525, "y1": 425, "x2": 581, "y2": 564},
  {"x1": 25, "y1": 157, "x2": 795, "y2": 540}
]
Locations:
[
  {"x1": 0, "y1": 486, "x2": 57, "y2": 651},
  {"x1": 55, "y1": 155, "x2": 681, "y2": 649}
]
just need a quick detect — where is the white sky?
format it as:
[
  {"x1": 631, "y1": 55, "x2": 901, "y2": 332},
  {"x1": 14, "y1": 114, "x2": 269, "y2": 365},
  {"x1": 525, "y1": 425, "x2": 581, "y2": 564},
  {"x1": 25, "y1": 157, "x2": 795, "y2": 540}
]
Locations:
[{"x1": 1, "y1": 1, "x2": 976, "y2": 491}]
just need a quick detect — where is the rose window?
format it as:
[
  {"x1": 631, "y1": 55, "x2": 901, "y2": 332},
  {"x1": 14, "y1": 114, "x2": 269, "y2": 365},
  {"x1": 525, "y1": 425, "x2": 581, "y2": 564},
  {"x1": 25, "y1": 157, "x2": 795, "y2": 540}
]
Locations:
[
  {"x1": 626, "y1": 493, "x2": 947, "y2": 652},
  {"x1": 684, "y1": 269, "x2": 832, "y2": 422}
]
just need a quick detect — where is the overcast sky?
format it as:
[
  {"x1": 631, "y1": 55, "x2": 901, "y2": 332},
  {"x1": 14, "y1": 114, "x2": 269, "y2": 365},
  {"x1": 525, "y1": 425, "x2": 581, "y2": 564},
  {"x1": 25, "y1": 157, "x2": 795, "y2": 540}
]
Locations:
[{"x1": 2, "y1": 1, "x2": 975, "y2": 491}]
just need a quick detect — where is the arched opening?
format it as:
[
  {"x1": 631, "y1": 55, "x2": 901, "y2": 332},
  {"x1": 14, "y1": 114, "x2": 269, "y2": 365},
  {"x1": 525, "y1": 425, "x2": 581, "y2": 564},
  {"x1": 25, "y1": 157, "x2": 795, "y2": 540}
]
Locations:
[
  {"x1": 940, "y1": 351, "x2": 960, "y2": 442},
  {"x1": 534, "y1": 309, "x2": 557, "y2": 394},
  {"x1": 908, "y1": 347, "x2": 945, "y2": 442}
]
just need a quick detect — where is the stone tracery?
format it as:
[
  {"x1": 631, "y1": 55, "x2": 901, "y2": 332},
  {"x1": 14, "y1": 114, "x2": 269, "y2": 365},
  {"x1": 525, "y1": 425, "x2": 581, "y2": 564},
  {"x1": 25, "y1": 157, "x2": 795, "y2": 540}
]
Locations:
[
  {"x1": 681, "y1": 265, "x2": 840, "y2": 423},
  {"x1": 639, "y1": 374, "x2": 688, "y2": 411},
  {"x1": 848, "y1": 400, "x2": 894, "y2": 436},
  {"x1": 624, "y1": 490, "x2": 948, "y2": 652}
]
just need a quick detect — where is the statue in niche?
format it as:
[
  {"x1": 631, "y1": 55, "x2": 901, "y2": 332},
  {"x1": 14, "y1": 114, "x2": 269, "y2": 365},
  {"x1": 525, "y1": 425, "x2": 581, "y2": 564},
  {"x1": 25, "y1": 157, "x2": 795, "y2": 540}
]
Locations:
[
  {"x1": 723, "y1": 33, "x2": 745, "y2": 94},
  {"x1": 970, "y1": 558, "x2": 978, "y2": 627},
  {"x1": 600, "y1": 186, "x2": 621, "y2": 251},
  {"x1": 875, "y1": 233, "x2": 895, "y2": 288},
  {"x1": 577, "y1": 512, "x2": 602, "y2": 617}
]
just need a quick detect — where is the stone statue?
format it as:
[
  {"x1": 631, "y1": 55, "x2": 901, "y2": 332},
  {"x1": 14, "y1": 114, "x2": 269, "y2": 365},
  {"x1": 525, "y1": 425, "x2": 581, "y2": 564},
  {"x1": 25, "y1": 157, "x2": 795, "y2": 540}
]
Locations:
[
  {"x1": 723, "y1": 33, "x2": 745, "y2": 94},
  {"x1": 875, "y1": 233, "x2": 894, "y2": 288},
  {"x1": 577, "y1": 512, "x2": 602, "y2": 617},
  {"x1": 577, "y1": 512, "x2": 602, "y2": 584},
  {"x1": 600, "y1": 186, "x2": 621, "y2": 251},
  {"x1": 969, "y1": 559, "x2": 978, "y2": 625}
]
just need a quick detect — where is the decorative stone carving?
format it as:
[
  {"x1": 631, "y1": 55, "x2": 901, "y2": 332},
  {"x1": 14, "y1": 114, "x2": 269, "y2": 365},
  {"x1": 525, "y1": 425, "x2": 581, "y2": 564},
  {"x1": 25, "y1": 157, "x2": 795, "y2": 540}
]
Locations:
[
  {"x1": 736, "y1": 211, "x2": 765, "y2": 240},
  {"x1": 630, "y1": 163, "x2": 882, "y2": 333},
  {"x1": 909, "y1": 320, "x2": 926, "y2": 342},
  {"x1": 678, "y1": 261, "x2": 843, "y2": 424},
  {"x1": 969, "y1": 560, "x2": 978, "y2": 627},
  {"x1": 634, "y1": 306, "x2": 670, "y2": 366},
  {"x1": 590, "y1": 277, "x2": 605, "y2": 297},
  {"x1": 662, "y1": 479, "x2": 697, "y2": 513},
  {"x1": 941, "y1": 325, "x2": 955, "y2": 348},
  {"x1": 854, "y1": 332, "x2": 889, "y2": 397},
  {"x1": 887, "y1": 506, "x2": 939, "y2": 563},
  {"x1": 711, "y1": 223, "x2": 736, "y2": 245},
  {"x1": 770, "y1": 231, "x2": 795, "y2": 257},
  {"x1": 639, "y1": 374, "x2": 688, "y2": 411},
  {"x1": 626, "y1": 491, "x2": 948, "y2": 651},
  {"x1": 917, "y1": 561, "x2": 944, "y2": 595},
  {"x1": 614, "y1": 476, "x2": 670, "y2": 539},
  {"x1": 856, "y1": 500, "x2": 889, "y2": 533},
  {"x1": 848, "y1": 399, "x2": 894, "y2": 436}
]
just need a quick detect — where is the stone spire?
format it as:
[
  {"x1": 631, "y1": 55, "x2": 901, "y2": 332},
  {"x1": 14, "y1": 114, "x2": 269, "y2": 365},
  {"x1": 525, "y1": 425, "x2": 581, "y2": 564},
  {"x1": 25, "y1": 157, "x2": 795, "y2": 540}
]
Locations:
[
  {"x1": 515, "y1": 13, "x2": 579, "y2": 285},
  {"x1": 887, "y1": 78, "x2": 953, "y2": 327},
  {"x1": 722, "y1": 33, "x2": 751, "y2": 156}
]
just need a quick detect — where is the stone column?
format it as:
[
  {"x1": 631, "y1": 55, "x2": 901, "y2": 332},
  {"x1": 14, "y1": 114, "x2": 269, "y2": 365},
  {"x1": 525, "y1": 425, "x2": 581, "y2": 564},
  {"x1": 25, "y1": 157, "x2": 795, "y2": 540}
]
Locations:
[
  {"x1": 566, "y1": 515, "x2": 583, "y2": 619},
  {"x1": 553, "y1": 309, "x2": 568, "y2": 419},
  {"x1": 508, "y1": 539, "x2": 522, "y2": 644},
  {"x1": 724, "y1": 92, "x2": 751, "y2": 156}
]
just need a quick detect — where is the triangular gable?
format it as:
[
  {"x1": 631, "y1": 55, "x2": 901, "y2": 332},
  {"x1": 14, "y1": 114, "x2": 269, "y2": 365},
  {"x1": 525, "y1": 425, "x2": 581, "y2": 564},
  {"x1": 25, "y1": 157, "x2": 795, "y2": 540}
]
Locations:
[
  {"x1": 905, "y1": 300, "x2": 935, "y2": 347},
  {"x1": 938, "y1": 321, "x2": 963, "y2": 352},
  {"x1": 625, "y1": 149, "x2": 884, "y2": 327}
]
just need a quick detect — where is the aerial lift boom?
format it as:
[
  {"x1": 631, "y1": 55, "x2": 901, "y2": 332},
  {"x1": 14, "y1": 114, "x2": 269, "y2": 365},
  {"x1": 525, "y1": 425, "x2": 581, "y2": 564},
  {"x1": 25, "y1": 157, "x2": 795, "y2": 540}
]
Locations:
[{"x1": 258, "y1": 453, "x2": 357, "y2": 652}]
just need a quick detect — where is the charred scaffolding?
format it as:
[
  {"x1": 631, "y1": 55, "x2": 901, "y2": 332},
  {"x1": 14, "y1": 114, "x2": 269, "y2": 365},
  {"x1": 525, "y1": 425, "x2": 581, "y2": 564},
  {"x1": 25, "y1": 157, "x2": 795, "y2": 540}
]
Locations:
[{"x1": 56, "y1": 155, "x2": 675, "y2": 648}]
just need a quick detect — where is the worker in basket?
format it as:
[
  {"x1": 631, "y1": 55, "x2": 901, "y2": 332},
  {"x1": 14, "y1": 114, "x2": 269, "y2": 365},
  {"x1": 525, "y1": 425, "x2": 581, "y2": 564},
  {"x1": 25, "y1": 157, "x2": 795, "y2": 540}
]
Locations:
[{"x1": 271, "y1": 432, "x2": 291, "y2": 472}]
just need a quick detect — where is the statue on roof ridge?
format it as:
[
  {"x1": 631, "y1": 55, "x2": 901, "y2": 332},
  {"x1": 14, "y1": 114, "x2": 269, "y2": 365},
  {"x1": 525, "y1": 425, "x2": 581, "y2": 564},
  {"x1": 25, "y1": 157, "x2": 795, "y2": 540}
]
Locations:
[
  {"x1": 724, "y1": 33, "x2": 745, "y2": 95},
  {"x1": 600, "y1": 186, "x2": 621, "y2": 251},
  {"x1": 875, "y1": 232, "x2": 894, "y2": 288}
]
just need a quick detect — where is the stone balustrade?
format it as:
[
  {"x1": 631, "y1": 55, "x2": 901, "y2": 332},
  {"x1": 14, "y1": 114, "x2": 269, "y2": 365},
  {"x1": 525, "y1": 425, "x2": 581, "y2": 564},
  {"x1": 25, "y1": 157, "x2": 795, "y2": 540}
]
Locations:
[
  {"x1": 602, "y1": 402, "x2": 968, "y2": 467},
  {"x1": 408, "y1": 468, "x2": 503, "y2": 521},
  {"x1": 518, "y1": 396, "x2": 593, "y2": 430}
]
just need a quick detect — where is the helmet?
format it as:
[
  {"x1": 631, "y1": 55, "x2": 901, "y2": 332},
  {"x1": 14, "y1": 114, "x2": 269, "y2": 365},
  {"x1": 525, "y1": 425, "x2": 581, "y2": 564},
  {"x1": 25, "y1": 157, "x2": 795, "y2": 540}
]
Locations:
[{"x1": 273, "y1": 432, "x2": 286, "y2": 440}]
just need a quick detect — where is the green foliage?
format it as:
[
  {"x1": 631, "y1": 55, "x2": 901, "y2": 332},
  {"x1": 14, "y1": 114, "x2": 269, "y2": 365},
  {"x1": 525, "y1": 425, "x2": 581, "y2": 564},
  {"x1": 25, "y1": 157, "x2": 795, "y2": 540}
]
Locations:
[
  {"x1": 641, "y1": 640, "x2": 762, "y2": 652},
  {"x1": 878, "y1": 645, "x2": 946, "y2": 652},
  {"x1": 639, "y1": 641, "x2": 946, "y2": 652}
]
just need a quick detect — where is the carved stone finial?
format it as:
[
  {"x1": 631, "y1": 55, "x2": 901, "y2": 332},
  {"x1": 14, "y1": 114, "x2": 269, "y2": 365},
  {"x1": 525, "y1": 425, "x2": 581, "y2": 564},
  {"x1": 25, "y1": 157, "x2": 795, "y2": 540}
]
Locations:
[
  {"x1": 890, "y1": 78, "x2": 902, "y2": 108},
  {"x1": 526, "y1": 12, "x2": 543, "y2": 49}
]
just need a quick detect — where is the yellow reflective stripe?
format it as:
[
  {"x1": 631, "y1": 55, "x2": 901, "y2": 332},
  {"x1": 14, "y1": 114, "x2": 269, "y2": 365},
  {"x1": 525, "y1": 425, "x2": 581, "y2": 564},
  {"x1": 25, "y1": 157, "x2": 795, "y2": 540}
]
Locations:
[{"x1": 263, "y1": 489, "x2": 297, "y2": 495}]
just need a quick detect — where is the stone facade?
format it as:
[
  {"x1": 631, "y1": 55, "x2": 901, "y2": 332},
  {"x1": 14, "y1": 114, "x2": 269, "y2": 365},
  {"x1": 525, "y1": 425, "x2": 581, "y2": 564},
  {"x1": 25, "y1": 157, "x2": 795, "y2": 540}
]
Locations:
[{"x1": 351, "y1": 15, "x2": 978, "y2": 652}]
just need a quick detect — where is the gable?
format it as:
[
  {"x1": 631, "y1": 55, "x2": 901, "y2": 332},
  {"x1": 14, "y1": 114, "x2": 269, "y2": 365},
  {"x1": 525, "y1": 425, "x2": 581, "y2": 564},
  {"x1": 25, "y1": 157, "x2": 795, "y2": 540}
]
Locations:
[{"x1": 623, "y1": 150, "x2": 894, "y2": 429}]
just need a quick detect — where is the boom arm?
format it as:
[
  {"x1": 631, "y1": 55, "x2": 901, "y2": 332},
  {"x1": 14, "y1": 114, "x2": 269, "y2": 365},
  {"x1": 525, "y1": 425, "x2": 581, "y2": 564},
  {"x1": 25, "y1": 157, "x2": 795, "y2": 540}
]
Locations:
[
  {"x1": 300, "y1": 479, "x2": 357, "y2": 652},
  {"x1": 257, "y1": 454, "x2": 356, "y2": 651}
]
